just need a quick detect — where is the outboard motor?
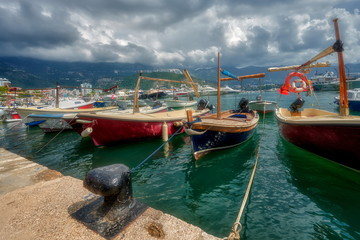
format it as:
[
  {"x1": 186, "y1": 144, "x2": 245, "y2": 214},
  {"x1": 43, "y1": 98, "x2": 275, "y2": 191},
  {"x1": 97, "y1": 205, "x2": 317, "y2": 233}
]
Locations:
[
  {"x1": 238, "y1": 98, "x2": 250, "y2": 113},
  {"x1": 197, "y1": 99, "x2": 214, "y2": 111},
  {"x1": 289, "y1": 98, "x2": 305, "y2": 112},
  {"x1": 153, "y1": 100, "x2": 163, "y2": 108}
]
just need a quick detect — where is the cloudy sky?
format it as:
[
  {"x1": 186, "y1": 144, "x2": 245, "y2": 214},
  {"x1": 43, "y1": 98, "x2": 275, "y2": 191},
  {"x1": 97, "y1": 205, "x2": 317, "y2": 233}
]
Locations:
[{"x1": 0, "y1": 0, "x2": 359, "y2": 67}]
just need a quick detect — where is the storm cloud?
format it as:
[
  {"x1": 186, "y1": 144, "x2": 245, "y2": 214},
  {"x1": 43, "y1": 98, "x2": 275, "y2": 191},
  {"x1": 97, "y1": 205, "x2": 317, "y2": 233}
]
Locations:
[{"x1": 0, "y1": 0, "x2": 359, "y2": 67}]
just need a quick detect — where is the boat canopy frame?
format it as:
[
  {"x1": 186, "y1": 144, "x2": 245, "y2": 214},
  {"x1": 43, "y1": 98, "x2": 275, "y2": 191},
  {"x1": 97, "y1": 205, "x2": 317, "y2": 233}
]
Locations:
[{"x1": 133, "y1": 69, "x2": 200, "y2": 112}]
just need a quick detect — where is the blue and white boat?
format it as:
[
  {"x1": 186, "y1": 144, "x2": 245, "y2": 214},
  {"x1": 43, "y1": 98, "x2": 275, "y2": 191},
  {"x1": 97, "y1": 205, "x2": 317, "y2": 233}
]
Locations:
[
  {"x1": 334, "y1": 88, "x2": 360, "y2": 111},
  {"x1": 185, "y1": 53, "x2": 263, "y2": 160}
]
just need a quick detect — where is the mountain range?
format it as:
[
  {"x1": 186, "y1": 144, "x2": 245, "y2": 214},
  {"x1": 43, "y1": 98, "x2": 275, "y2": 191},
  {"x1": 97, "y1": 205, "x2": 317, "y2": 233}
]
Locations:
[{"x1": 1, "y1": 56, "x2": 360, "y2": 90}]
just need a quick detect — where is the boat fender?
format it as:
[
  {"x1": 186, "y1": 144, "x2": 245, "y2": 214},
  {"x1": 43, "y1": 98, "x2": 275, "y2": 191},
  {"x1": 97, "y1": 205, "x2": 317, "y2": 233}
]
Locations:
[
  {"x1": 76, "y1": 119, "x2": 93, "y2": 124},
  {"x1": 162, "y1": 122, "x2": 168, "y2": 141},
  {"x1": 81, "y1": 127, "x2": 93, "y2": 137}
]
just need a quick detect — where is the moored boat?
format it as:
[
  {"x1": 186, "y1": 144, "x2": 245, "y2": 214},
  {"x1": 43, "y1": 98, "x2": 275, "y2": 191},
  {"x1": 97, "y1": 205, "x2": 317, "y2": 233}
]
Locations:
[
  {"x1": 273, "y1": 18, "x2": 360, "y2": 171},
  {"x1": 163, "y1": 97, "x2": 198, "y2": 108},
  {"x1": 74, "y1": 70, "x2": 212, "y2": 146},
  {"x1": 334, "y1": 88, "x2": 360, "y2": 112},
  {"x1": 249, "y1": 99, "x2": 278, "y2": 114},
  {"x1": 248, "y1": 78, "x2": 277, "y2": 114},
  {"x1": 76, "y1": 107, "x2": 211, "y2": 146},
  {"x1": 185, "y1": 53, "x2": 263, "y2": 159},
  {"x1": 0, "y1": 108, "x2": 22, "y2": 122},
  {"x1": 16, "y1": 106, "x2": 118, "y2": 125},
  {"x1": 31, "y1": 105, "x2": 168, "y2": 133}
]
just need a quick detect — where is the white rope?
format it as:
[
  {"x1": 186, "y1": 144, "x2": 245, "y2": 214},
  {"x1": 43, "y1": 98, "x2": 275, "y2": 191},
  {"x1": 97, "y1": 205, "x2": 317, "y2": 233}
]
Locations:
[
  {"x1": 227, "y1": 146, "x2": 259, "y2": 240},
  {"x1": 226, "y1": 110, "x2": 266, "y2": 240}
]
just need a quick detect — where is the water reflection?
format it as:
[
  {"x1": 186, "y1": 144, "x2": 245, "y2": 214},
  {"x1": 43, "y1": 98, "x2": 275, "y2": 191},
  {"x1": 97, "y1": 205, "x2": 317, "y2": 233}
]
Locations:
[{"x1": 278, "y1": 138, "x2": 360, "y2": 240}]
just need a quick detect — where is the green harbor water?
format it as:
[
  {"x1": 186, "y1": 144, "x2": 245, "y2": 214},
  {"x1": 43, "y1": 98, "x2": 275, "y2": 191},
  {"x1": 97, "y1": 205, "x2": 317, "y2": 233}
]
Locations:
[{"x1": 1, "y1": 91, "x2": 360, "y2": 239}]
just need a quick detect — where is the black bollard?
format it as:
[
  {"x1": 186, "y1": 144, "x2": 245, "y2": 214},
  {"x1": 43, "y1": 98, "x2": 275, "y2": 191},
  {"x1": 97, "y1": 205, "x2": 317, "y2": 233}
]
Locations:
[
  {"x1": 69, "y1": 164, "x2": 148, "y2": 239},
  {"x1": 84, "y1": 164, "x2": 132, "y2": 205}
]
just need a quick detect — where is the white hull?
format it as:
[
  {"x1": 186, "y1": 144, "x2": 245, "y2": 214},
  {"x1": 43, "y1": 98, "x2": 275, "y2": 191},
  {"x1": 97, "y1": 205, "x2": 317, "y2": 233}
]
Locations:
[
  {"x1": 249, "y1": 100, "x2": 277, "y2": 113},
  {"x1": 164, "y1": 100, "x2": 197, "y2": 108}
]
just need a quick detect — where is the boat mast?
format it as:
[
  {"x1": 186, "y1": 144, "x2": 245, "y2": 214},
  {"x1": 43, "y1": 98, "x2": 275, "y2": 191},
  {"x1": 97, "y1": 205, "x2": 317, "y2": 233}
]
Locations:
[
  {"x1": 333, "y1": 18, "x2": 349, "y2": 116},
  {"x1": 55, "y1": 82, "x2": 60, "y2": 108},
  {"x1": 217, "y1": 52, "x2": 221, "y2": 119}
]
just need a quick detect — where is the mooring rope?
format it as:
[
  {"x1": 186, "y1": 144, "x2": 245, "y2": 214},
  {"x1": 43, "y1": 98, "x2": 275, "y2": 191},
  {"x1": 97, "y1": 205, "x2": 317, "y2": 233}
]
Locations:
[
  {"x1": 35, "y1": 115, "x2": 77, "y2": 153},
  {"x1": 226, "y1": 110, "x2": 267, "y2": 240},
  {"x1": 131, "y1": 126, "x2": 184, "y2": 173},
  {"x1": 227, "y1": 146, "x2": 259, "y2": 240}
]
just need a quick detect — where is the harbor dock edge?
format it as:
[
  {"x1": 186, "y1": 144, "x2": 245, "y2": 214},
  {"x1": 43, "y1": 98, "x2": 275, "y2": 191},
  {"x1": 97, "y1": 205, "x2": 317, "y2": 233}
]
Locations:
[{"x1": 0, "y1": 148, "x2": 220, "y2": 240}]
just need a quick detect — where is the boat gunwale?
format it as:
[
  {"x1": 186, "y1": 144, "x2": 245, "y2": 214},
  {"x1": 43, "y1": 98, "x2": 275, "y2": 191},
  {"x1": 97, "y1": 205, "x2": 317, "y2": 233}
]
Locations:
[
  {"x1": 77, "y1": 109, "x2": 210, "y2": 122},
  {"x1": 275, "y1": 108, "x2": 360, "y2": 125}
]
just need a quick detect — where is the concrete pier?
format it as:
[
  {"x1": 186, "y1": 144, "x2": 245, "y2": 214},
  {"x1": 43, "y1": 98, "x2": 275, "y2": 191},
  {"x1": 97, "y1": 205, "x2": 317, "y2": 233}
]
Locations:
[{"x1": 0, "y1": 148, "x2": 220, "y2": 240}]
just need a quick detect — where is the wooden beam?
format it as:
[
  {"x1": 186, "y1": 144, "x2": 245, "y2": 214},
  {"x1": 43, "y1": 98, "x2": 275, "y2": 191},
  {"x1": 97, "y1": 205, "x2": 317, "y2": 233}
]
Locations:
[
  {"x1": 183, "y1": 69, "x2": 200, "y2": 98},
  {"x1": 221, "y1": 73, "x2": 266, "y2": 81},
  {"x1": 267, "y1": 62, "x2": 331, "y2": 72},
  {"x1": 333, "y1": 18, "x2": 349, "y2": 116}
]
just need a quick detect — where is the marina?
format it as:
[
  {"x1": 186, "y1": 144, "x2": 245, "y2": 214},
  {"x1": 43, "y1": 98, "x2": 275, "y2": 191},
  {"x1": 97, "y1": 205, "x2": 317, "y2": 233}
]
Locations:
[{"x1": 1, "y1": 91, "x2": 359, "y2": 239}]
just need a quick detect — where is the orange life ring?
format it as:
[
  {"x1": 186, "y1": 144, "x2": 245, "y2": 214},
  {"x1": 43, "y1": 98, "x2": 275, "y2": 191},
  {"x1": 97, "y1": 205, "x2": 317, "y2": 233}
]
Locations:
[{"x1": 279, "y1": 72, "x2": 312, "y2": 94}]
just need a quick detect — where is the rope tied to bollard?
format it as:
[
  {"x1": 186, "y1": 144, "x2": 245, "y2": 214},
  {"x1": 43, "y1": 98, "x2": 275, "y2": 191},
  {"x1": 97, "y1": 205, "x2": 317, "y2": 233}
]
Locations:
[
  {"x1": 130, "y1": 126, "x2": 184, "y2": 173},
  {"x1": 226, "y1": 111, "x2": 266, "y2": 240},
  {"x1": 226, "y1": 149, "x2": 258, "y2": 240}
]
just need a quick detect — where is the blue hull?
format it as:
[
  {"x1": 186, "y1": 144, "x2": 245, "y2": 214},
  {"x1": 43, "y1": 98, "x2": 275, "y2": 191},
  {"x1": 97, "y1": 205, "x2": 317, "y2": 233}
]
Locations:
[
  {"x1": 190, "y1": 128, "x2": 256, "y2": 159},
  {"x1": 349, "y1": 100, "x2": 360, "y2": 111}
]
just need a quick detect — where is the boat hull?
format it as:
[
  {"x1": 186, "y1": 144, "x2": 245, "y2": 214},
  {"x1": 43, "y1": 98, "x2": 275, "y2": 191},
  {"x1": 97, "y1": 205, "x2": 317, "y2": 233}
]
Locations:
[
  {"x1": 164, "y1": 100, "x2": 197, "y2": 108},
  {"x1": 249, "y1": 100, "x2": 277, "y2": 113},
  {"x1": 187, "y1": 110, "x2": 259, "y2": 159},
  {"x1": 190, "y1": 128, "x2": 256, "y2": 160},
  {"x1": 276, "y1": 108, "x2": 360, "y2": 170},
  {"x1": 76, "y1": 109, "x2": 210, "y2": 146},
  {"x1": 28, "y1": 114, "x2": 75, "y2": 133}
]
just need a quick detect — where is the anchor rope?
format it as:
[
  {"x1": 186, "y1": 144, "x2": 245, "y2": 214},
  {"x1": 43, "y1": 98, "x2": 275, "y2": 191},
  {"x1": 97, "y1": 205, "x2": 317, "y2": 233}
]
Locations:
[
  {"x1": 131, "y1": 126, "x2": 184, "y2": 173},
  {"x1": 35, "y1": 115, "x2": 77, "y2": 153},
  {"x1": 226, "y1": 109, "x2": 267, "y2": 240}
]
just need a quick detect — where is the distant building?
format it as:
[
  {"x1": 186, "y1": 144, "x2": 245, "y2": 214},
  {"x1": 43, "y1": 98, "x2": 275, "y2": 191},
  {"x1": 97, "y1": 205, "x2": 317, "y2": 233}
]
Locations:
[
  {"x1": 81, "y1": 83, "x2": 92, "y2": 96},
  {"x1": 0, "y1": 78, "x2": 11, "y2": 87}
]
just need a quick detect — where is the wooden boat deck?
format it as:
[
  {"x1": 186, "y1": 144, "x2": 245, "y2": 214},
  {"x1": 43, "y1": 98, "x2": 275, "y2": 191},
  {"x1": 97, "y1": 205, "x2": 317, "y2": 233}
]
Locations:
[
  {"x1": 276, "y1": 108, "x2": 360, "y2": 124},
  {"x1": 191, "y1": 110, "x2": 258, "y2": 132},
  {"x1": 78, "y1": 108, "x2": 210, "y2": 122}
]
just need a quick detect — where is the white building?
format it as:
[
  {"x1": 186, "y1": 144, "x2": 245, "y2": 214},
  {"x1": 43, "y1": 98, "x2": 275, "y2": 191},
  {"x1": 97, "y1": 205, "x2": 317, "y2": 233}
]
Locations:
[
  {"x1": 80, "y1": 83, "x2": 92, "y2": 96},
  {"x1": 0, "y1": 78, "x2": 11, "y2": 87}
]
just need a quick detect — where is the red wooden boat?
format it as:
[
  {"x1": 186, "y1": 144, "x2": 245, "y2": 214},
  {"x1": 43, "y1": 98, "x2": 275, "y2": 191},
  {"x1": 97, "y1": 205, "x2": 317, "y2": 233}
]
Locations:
[
  {"x1": 76, "y1": 108, "x2": 210, "y2": 146},
  {"x1": 75, "y1": 70, "x2": 212, "y2": 146},
  {"x1": 274, "y1": 19, "x2": 360, "y2": 171}
]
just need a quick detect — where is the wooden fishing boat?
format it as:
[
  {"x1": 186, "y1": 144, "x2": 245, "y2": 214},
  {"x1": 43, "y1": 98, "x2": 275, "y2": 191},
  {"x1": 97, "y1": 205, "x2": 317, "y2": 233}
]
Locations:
[
  {"x1": 74, "y1": 70, "x2": 212, "y2": 146},
  {"x1": 76, "y1": 108, "x2": 210, "y2": 146},
  {"x1": 274, "y1": 18, "x2": 360, "y2": 171},
  {"x1": 30, "y1": 106, "x2": 168, "y2": 133},
  {"x1": 185, "y1": 53, "x2": 264, "y2": 160},
  {"x1": 16, "y1": 106, "x2": 118, "y2": 125}
]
